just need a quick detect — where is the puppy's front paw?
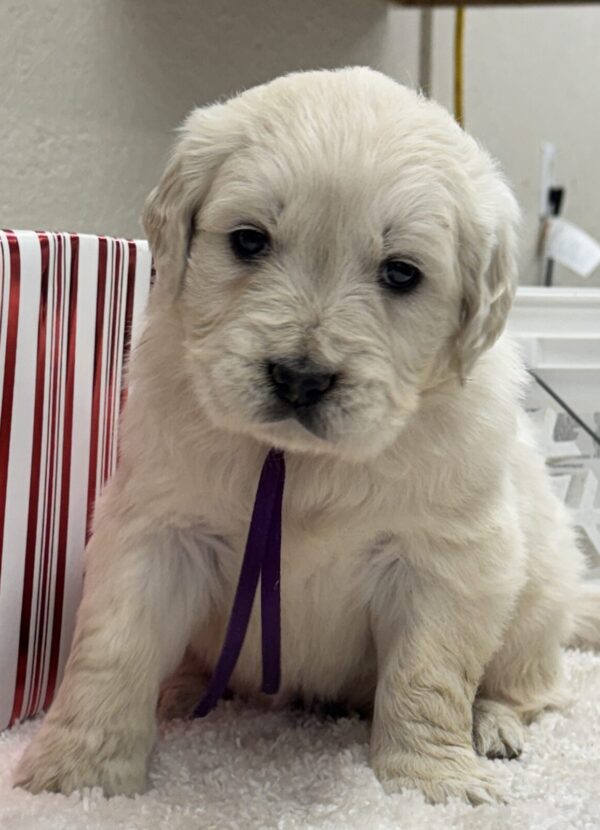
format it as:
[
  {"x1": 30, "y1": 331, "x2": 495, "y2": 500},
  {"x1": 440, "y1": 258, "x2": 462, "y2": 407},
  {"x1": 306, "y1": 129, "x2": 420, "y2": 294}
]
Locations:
[
  {"x1": 373, "y1": 751, "x2": 505, "y2": 805},
  {"x1": 14, "y1": 718, "x2": 151, "y2": 796}
]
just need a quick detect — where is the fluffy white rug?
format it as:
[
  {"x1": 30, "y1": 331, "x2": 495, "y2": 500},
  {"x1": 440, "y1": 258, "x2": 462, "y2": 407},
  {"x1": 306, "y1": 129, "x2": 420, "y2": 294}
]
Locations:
[{"x1": 1, "y1": 649, "x2": 600, "y2": 830}]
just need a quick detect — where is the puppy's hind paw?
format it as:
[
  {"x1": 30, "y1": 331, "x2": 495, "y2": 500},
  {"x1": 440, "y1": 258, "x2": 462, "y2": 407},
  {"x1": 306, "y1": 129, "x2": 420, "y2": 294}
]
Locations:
[
  {"x1": 473, "y1": 698, "x2": 524, "y2": 761},
  {"x1": 157, "y1": 650, "x2": 207, "y2": 722}
]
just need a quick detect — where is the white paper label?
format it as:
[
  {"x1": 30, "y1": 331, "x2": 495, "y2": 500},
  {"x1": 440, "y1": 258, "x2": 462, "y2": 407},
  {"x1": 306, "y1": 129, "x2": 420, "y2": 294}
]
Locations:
[{"x1": 545, "y1": 217, "x2": 600, "y2": 278}]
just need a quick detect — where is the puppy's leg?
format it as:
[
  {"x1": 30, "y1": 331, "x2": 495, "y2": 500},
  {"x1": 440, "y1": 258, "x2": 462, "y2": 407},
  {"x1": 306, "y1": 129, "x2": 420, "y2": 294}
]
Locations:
[
  {"x1": 480, "y1": 585, "x2": 573, "y2": 723},
  {"x1": 472, "y1": 580, "x2": 571, "y2": 762},
  {"x1": 370, "y1": 531, "x2": 519, "y2": 805},
  {"x1": 480, "y1": 500, "x2": 582, "y2": 724},
  {"x1": 14, "y1": 521, "x2": 218, "y2": 796}
]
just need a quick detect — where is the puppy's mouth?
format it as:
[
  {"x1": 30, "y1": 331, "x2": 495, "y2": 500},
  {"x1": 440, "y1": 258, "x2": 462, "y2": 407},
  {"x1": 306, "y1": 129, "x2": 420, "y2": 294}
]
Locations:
[
  {"x1": 268, "y1": 409, "x2": 327, "y2": 441},
  {"x1": 263, "y1": 399, "x2": 329, "y2": 441}
]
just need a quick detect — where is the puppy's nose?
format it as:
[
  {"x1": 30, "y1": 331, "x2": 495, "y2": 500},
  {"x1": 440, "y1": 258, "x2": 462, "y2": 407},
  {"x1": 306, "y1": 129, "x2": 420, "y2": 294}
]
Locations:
[{"x1": 268, "y1": 362, "x2": 336, "y2": 407}]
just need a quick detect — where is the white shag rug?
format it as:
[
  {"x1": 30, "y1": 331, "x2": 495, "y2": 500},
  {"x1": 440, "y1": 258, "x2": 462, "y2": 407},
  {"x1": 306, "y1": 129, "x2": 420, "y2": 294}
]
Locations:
[{"x1": 1, "y1": 649, "x2": 600, "y2": 830}]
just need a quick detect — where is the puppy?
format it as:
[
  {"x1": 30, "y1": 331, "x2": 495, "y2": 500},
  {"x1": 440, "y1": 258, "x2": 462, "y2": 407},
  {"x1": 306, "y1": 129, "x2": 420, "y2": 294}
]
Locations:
[{"x1": 15, "y1": 67, "x2": 599, "y2": 805}]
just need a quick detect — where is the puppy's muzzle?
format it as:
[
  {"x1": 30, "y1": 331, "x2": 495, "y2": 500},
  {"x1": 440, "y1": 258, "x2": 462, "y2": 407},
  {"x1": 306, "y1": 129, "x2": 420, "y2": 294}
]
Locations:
[{"x1": 267, "y1": 360, "x2": 337, "y2": 408}]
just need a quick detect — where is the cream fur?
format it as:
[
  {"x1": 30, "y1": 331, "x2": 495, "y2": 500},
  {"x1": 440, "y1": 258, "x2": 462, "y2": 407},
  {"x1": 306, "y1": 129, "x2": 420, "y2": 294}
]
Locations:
[{"x1": 14, "y1": 67, "x2": 598, "y2": 805}]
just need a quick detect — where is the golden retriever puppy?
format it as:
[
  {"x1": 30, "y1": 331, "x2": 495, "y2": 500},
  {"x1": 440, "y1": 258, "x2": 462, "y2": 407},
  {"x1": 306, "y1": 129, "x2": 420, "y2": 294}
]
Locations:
[{"x1": 15, "y1": 67, "x2": 599, "y2": 804}]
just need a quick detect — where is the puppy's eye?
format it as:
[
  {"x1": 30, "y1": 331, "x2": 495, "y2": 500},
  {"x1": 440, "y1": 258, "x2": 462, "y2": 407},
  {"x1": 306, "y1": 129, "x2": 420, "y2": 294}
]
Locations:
[
  {"x1": 229, "y1": 228, "x2": 270, "y2": 260},
  {"x1": 380, "y1": 259, "x2": 423, "y2": 293}
]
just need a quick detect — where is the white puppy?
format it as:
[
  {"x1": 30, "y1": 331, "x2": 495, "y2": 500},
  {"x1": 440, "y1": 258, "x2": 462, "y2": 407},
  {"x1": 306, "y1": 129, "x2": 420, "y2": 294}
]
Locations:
[{"x1": 15, "y1": 67, "x2": 599, "y2": 805}]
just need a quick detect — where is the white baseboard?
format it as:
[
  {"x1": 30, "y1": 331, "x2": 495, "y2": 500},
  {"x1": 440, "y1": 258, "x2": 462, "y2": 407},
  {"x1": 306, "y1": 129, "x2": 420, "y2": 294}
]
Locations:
[{"x1": 507, "y1": 287, "x2": 600, "y2": 412}]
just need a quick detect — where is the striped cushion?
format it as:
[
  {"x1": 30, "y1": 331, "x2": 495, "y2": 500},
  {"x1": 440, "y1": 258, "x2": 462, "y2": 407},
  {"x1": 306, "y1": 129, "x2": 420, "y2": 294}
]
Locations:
[{"x1": 0, "y1": 230, "x2": 152, "y2": 730}]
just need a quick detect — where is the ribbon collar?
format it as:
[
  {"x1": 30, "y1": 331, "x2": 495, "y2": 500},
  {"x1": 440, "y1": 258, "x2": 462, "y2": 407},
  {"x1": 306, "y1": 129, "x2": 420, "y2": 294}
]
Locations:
[{"x1": 193, "y1": 449, "x2": 286, "y2": 717}]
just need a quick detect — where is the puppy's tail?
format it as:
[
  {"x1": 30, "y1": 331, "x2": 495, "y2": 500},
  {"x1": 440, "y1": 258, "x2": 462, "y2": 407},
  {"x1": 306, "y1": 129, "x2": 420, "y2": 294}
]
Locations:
[{"x1": 569, "y1": 582, "x2": 600, "y2": 650}]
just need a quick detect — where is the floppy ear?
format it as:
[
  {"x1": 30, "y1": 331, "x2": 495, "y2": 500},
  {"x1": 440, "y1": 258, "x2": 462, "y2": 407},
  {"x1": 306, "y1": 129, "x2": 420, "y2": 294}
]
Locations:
[
  {"x1": 142, "y1": 102, "x2": 246, "y2": 295},
  {"x1": 453, "y1": 178, "x2": 520, "y2": 379}
]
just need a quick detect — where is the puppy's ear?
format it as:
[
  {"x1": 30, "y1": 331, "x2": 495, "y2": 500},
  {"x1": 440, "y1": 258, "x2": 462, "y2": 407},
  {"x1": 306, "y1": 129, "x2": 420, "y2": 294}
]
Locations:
[
  {"x1": 142, "y1": 102, "x2": 245, "y2": 294},
  {"x1": 453, "y1": 177, "x2": 520, "y2": 379}
]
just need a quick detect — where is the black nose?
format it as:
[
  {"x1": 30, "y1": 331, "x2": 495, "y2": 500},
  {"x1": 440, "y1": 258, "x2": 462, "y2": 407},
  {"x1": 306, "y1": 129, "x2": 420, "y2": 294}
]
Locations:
[{"x1": 268, "y1": 362, "x2": 336, "y2": 408}]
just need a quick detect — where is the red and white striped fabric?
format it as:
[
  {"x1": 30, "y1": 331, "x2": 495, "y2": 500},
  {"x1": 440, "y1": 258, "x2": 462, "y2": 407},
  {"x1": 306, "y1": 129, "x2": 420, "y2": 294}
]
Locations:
[{"x1": 0, "y1": 230, "x2": 152, "y2": 731}]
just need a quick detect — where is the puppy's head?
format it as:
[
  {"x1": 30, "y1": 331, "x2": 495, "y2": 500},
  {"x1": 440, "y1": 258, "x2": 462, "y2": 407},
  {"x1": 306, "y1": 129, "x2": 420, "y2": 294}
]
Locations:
[{"x1": 143, "y1": 68, "x2": 519, "y2": 461}]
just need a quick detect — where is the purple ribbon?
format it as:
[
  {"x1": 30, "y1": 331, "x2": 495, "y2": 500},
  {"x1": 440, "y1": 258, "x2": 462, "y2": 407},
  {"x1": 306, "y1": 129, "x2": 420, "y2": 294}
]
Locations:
[{"x1": 193, "y1": 448, "x2": 286, "y2": 717}]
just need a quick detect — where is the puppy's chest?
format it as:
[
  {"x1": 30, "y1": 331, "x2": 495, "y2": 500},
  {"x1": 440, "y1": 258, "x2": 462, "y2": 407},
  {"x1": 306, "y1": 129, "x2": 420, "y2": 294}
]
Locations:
[{"x1": 198, "y1": 525, "x2": 380, "y2": 703}]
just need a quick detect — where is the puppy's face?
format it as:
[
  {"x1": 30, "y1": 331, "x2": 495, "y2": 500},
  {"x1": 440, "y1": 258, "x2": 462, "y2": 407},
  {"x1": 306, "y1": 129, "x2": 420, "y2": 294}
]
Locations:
[{"x1": 144, "y1": 69, "x2": 519, "y2": 461}]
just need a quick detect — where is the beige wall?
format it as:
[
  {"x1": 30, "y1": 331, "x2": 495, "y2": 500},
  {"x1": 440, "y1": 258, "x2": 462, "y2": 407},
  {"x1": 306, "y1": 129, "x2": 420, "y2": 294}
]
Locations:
[
  {"x1": 0, "y1": 0, "x2": 418, "y2": 240},
  {"x1": 1, "y1": 2, "x2": 599, "y2": 286}
]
